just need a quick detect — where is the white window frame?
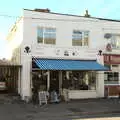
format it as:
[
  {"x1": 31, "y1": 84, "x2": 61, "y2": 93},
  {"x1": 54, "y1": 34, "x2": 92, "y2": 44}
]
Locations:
[
  {"x1": 72, "y1": 30, "x2": 89, "y2": 46},
  {"x1": 37, "y1": 27, "x2": 56, "y2": 45},
  {"x1": 104, "y1": 72, "x2": 119, "y2": 81},
  {"x1": 106, "y1": 33, "x2": 120, "y2": 49}
]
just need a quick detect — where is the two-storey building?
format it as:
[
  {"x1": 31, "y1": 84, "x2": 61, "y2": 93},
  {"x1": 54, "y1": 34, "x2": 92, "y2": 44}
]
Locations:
[{"x1": 7, "y1": 8, "x2": 120, "y2": 100}]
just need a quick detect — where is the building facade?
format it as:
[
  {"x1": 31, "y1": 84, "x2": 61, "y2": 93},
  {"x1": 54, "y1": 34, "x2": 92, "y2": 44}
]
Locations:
[
  {"x1": 104, "y1": 44, "x2": 120, "y2": 97},
  {"x1": 7, "y1": 9, "x2": 120, "y2": 100}
]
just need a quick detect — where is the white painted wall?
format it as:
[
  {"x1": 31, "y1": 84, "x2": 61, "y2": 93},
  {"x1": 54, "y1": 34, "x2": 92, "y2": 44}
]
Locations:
[
  {"x1": 7, "y1": 18, "x2": 23, "y2": 64},
  {"x1": 69, "y1": 90, "x2": 97, "y2": 99},
  {"x1": 22, "y1": 10, "x2": 120, "y2": 51},
  {"x1": 20, "y1": 54, "x2": 32, "y2": 100},
  {"x1": 96, "y1": 71, "x2": 105, "y2": 97}
]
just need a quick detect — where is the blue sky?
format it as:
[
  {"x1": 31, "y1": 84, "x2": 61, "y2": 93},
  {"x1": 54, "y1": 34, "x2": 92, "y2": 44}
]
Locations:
[{"x1": 0, "y1": 0, "x2": 120, "y2": 58}]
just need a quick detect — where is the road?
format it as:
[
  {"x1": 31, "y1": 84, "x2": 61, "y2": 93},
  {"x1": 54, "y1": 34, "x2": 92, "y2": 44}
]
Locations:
[
  {"x1": 76, "y1": 117, "x2": 120, "y2": 120},
  {"x1": 0, "y1": 103, "x2": 119, "y2": 120},
  {"x1": 0, "y1": 94, "x2": 120, "y2": 120}
]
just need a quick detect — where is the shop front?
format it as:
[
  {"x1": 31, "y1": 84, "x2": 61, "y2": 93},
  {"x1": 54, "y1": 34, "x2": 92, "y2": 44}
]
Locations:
[
  {"x1": 104, "y1": 54, "x2": 120, "y2": 97},
  {"x1": 32, "y1": 58, "x2": 107, "y2": 101}
]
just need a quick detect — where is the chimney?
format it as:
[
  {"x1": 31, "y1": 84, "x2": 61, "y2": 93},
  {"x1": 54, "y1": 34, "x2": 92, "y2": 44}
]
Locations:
[
  {"x1": 34, "y1": 8, "x2": 50, "y2": 13},
  {"x1": 84, "y1": 10, "x2": 90, "y2": 17}
]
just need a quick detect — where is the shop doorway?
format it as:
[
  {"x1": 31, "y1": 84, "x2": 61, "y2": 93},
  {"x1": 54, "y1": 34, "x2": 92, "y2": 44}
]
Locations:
[
  {"x1": 32, "y1": 71, "x2": 47, "y2": 91},
  {"x1": 50, "y1": 71, "x2": 59, "y2": 94},
  {"x1": 32, "y1": 70, "x2": 48, "y2": 104}
]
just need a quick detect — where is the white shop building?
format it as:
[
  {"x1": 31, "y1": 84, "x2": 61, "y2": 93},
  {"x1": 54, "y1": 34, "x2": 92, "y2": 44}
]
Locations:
[{"x1": 7, "y1": 9, "x2": 118, "y2": 100}]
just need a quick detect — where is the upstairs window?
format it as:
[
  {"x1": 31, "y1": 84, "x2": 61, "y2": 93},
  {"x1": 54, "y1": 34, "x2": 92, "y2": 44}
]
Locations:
[
  {"x1": 111, "y1": 34, "x2": 120, "y2": 49},
  {"x1": 105, "y1": 33, "x2": 120, "y2": 49},
  {"x1": 37, "y1": 27, "x2": 56, "y2": 45},
  {"x1": 72, "y1": 30, "x2": 89, "y2": 46}
]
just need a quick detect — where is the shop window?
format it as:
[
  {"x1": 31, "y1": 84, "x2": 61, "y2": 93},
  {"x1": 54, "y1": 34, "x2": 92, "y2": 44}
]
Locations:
[
  {"x1": 37, "y1": 27, "x2": 56, "y2": 45},
  {"x1": 111, "y1": 34, "x2": 120, "y2": 49},
  {"x1": 72, "y1": 30, "x2": 89, "y2": 46},
  {"x1": 62, "y1": 71, "x2": 96, "y2": 90},
  {"x1": 104, "y1": 72, "x2": 119, "y2": 81}
]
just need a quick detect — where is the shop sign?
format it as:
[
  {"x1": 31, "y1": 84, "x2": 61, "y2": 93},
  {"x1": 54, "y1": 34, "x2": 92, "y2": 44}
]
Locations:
[
  {"x1": 34, "y1": 45, "x2": 97, "y2": 60},
  {"x1": 104, "y1": 54, "x2": 120, "y2": 64}
]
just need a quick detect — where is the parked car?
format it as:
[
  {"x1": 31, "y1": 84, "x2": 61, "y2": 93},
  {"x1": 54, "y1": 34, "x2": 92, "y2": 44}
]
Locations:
[{"x1": 0, "y1": 76, "x2": 6, "y2": 91}]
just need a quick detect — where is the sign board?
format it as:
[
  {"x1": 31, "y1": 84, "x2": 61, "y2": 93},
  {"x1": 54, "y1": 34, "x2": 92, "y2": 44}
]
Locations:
[
  {"x1": 32, "y1": 45, "x2": 97, "y2": 60},
  {"x1": 104, "y1": 54, "x2": 120, "y2": 64},
  {"x1": 38, "y1": 91, "x2": 48, "y2": 105}
]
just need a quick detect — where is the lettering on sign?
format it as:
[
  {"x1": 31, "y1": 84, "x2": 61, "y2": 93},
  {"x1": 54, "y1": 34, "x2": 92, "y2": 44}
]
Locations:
[
  {"x1": 104, "y1": 54, "x2": 120, "y2": 64},
  {"x1": 54, "y1": 49, "x2": 60, "y2": 55},
  {"x1": 64, "y1": 50, "x2": 69, "y2": 56},
  {"x1": 72, "y1": 51, "x2": 78, "y2": 56},
  {"x1": 111, "y1": 56, "x2": 120, "y2": 63}
]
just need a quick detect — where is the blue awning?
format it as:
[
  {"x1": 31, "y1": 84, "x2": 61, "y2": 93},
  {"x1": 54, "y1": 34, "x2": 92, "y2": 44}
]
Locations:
[{"x1": 33, "y1": 59, "x2": 108, "y2": 71}]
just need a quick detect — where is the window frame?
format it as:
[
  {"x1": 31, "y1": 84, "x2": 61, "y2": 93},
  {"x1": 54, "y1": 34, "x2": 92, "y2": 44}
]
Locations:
[
  {"x1": 72, "y1": 30, "x2": 89, "y2": 46},
  {"x1": 105, "y1": 33, "x2": 120, "y2": 49},
  {"x1": 63, "y1": 71, "x2": 96, "y2": 91},
  {"x1": 104, "y1": 72, "x2": 119, "y2": 81},
  {"x1": 37, "y1": 27, "x2": 56, "y2": 45},
  {"x1": 111, "y1": 34, "x2": 120, "y2": 49}
]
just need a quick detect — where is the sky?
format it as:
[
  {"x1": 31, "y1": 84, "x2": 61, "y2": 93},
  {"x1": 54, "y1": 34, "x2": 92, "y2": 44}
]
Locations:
[{"x1": 0, "y1": 0, "x2": 120, "y2": 59}]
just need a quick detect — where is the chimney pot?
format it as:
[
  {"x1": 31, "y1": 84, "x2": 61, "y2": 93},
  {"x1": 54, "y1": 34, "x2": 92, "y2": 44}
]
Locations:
[{"x1": 85, "y1": 10, "x2": 90, "y2": 17}]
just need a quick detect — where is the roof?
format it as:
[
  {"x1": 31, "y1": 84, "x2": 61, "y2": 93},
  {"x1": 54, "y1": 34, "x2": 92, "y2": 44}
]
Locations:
[
  {"x1": 24, "y1": 8, "x2": 120, "y2": 23},
  {"x1": 0, "y1": 59, "x2": 21, "y2": 67}
]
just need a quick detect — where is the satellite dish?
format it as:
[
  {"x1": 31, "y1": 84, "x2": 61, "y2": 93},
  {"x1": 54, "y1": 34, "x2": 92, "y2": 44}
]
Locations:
[{"x1": 104, "y1": 33, "x2": 112, "y2": 39}]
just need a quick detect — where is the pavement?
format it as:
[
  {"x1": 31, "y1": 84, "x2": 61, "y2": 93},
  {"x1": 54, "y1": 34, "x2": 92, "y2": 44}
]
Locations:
[
  {"x1": 0, "y1": 94, "x2": 120, "y2": 120},
  {"x1": 75, "y1": 117, "x2": 120, "y2": 120}
]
